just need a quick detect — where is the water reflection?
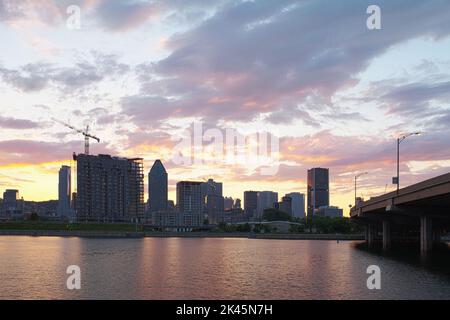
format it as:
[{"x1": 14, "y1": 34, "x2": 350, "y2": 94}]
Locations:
[
  {"x1": 353, "y1": 241, "x2": 450, "y2": 278},
  {"x1": 1, "y1": 236, "x2": 449, "y2": 299}
]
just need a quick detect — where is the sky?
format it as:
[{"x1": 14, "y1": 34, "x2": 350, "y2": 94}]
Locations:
[{"x1": 0, "y1": 0, "x2": 450, "y2": 216}]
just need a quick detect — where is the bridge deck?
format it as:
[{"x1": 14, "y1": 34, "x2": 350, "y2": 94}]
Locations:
[{"x1": 351, "y1": 172, "x2": 450, "y2": 218}]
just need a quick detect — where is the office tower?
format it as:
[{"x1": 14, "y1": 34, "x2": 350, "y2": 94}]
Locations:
[
  {"x1": 315, "y1": 206, "x2": 343, "y2": 217},
  {"x1": 201, "y1": 179, "x2": 223, "y2": 222},
  {"x1": 57, "y1": 165, "x2": 72, "y2": 217},
  {"x1": 1, "y1": 189, "x2": 22, "y2": 217},
  {"x1": 234, "y1": 198, "x2": 242, "y2": 209},
  {"x1": 177, "y1": 181, "x2": 203, "y2": 213},
  {"x1": 206, "y1": 194, "x2": 225, "y2": 224},
  {"x1": 74, "y1": 154, "x2": 144, "y2": 222},
  {"x1": 201, "y1": 179, "x2": 223, "y2": 201},
  {"x1": 256, "y1": 191, "x2": 278, "y2": 218},
  {"x1": 3, "y1": 189, "x2": 18, "y2": 204},
  {"x1": 244, "y1": 191, "x2": 258, "y2": 219},
  {"x1": 286, "y1": 192, "x2": 305, "y2": 218},
  {"x1": 148, "y1": 159, "x2": 168, "y2": 212},
  {"x1": 176, "y1": 181, "x2": 203, "y2": 226},
  {"x1": 71, "y1": 192, "x2": 77, "y2": 213},
  {"x1": 279, "y1": 196, "x2": 292, "y2": 215},
  {"x1": 224, "y1": 197, "x2": 234, "y2": 210},
  {"x1": 307, "y1": 168, "x2": 329, "y2": 217}
]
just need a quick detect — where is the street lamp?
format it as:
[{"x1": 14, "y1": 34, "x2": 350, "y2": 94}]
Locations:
[
  {"x1": 355, "y1": 172, "x2": 368, "y2": 206},
  {"x1": 395, "y1": 132, "x2": 421, "y2": 194}
]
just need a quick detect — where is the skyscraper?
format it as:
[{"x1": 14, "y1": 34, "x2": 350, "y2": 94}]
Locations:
[
  {"x1": 201, "y1": 179, "x2": 223, "y2": 223},
  {"x1": 201, "y1": 179, "x2": 223, "y2": 201},
  {"x1": 286, "y1": 192, "x2": 305, "y2": 218},
  {"x1": 148, "y1": 159, "x2": 168, "y2": 212},
  {"x1": 256, "y1": 191, "x2": 278, "y2": 219},
  {"x1": 57, "y1": 165, "x2": 72, "y2": 218},
  {"x1": 279, "y1": 196, "x2": 292, "y2": 215},
  {"x1": 176, "y1": 181, "x2": 203, "y2": 226},
  {"x1": 206, "y1": 194, "x2": 225, "y2": 224},
  {"x1": 224, "y1": 197, "x2": 234, "y2": 210},
  {"x1": 307, "y1": 168, "x2": 329, "y2": 217},
  {"x1": 1, "y1": 189, "x2": 22, "y2": 217},
  {"x1": 177, "y1": 181, "x2": 203, "y2": 214},
  {"x1": 75, "y1": 154, "x2": 144, "y2": 222},
  {"x1": 234, "y1": 198, "x2": 242, "y2": 209},
  {"x1": 244, "y1": 191, "x2": 258, "y2": 219}
]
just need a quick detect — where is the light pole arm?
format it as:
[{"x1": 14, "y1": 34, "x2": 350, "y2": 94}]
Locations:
[
  {"x1": 396, "y1": 132, "x2": 421, "y2": 194},
  {"x1": 397, "y1": 138, "x2": 400, "y2": 194}
]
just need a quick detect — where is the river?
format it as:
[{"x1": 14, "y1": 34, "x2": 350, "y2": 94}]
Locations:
[{"x1": 0, "y1": 236, "x2": 449, "y2": 299}]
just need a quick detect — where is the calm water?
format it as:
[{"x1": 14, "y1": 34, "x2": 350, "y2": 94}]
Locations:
[{"x1": 0, "y1": 236, "x2": 450, "y2": 300}]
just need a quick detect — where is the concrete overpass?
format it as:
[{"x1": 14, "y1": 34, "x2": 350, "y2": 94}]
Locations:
[{"x1": 350, "y1": 172, "x2": 450, "y2": 254}]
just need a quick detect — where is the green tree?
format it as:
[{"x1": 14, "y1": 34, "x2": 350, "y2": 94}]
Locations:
[
  {"x1": 289, "y1": 223, "x2": 305, "y2": 233},
  {"x1": 262, "y1": 208, "x2": 292, "y2": 222},
  {"x1": 29, "y1": 212, "x2": 39, "y2": 221},
  {"x1": 253, "y1": 223, "x2": 272, "y2": 233},
  {"x1": 236, "y1": 223, "x2": 251, "y2": 232},
  {"x1": 302, "y1": 216, "x2": 362, "y2": 234}
]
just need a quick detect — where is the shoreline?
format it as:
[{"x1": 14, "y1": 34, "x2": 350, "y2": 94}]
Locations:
[{"x1": 0, "y1": 229, "x2": 365, "y2": 240}]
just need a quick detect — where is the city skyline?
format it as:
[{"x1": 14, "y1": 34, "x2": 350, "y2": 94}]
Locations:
[
  {"x1": 1, "y1": 0, "x2": 450, "y2": 217},
  {"x1": 0, "y1": 158, "x2": 336, "y2": 221}
]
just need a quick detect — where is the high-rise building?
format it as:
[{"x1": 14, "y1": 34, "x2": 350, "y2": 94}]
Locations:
[
  {"x1": 1, "y1": 189, "x2": 23, "y2": 217},
  {"x1": 201, "y1": 179, "x2": 223, "y2": 222},
  {"x1": 148, "y1": 159, "x2": 168, "y2": 212},
  {"x1": 286, "y1": 192, "x2": 305, "y2": 218},
  {"x1": 3, "y1": 189, "x2": 18, "y2": 204},
  {"x1": 307, "y1": 168, "x2": 329, "y2": 217},
  {"x1": 279, "y1": 196, "x2": 292, "y2": 215},
  {"x1": 74, "y1": 154, "x2": 144, "y2": 222},
  {"x1": 244, "y1": 191, "x2": 258, "y2": 219},
  {"x1": 224, "y1": 197, "x2": 234, "y2": 210},
  {"x1": 177, "y1": 181, "x2": 203, "y2": 214},
  {"x1": 315, "y1": 206, "x2": 343, "y2": 217},
  {"x1": 234, "y1": 198, "x2": 242, "y2": 210},
  {"x1": 71, "y1": 192, "x2": 77, "y2": 213},
  {"x1": 206, "y1": 194, "x2": 225, "y2": 224},
  {"x1": 176, "y1": 181, "x2": 203, "y2": 226},
  {"x1": 201, "y1": 179, "x2": 223, "y2": 201},
  {"x1": 257, "y1": 191, "x2": 278, "y2": 219},
  {"x1": 57, "y1": 165, "x2": 72, "y2": 218}
]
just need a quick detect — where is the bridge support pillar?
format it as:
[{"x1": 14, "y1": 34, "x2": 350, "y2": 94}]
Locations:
[
  {"x1": 382, "y1": 221, "x2": 391, "y2": 251},
  {"x1": 366, "y1": 224, "x2": 375, "y2": 248},
  {"x1": 420, "y1": 216, "x2": 432, "y2": 254},
  {"x1": 433, "y1": 228, "x2": 442, "y2": 245}
]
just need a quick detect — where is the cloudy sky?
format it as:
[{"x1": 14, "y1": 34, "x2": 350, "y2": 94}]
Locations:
[{"x1": 1, "y1": 0, "x2": 450, "y2": 215}]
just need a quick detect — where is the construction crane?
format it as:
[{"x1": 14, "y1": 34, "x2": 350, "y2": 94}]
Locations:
[{"x1": 52, "y1": 118, "x2": 100, "y2": 155}]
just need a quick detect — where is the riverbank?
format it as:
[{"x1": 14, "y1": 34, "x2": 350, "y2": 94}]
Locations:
[{"x1": 0, "y1": 229, "x2": 365, "y2": 240}]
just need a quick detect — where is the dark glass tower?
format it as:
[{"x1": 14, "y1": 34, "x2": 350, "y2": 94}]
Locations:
[
  {"x1": 244, "y1": 191, "x2": 258, "y2": 219},
  {"x1": 307, "y1": 168, "x2": 329, "y2": 217},
  {"x1": 148, "y1": 160, "x2": 168, "y2": 212}
]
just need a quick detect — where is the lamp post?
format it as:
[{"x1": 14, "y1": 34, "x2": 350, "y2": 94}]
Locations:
[
  {"x1": 355, "y1": 172, "x2": 368, "y2": 206},
  {"x1": 395, "y1": 132, "x2": 421, "y2": 194}
]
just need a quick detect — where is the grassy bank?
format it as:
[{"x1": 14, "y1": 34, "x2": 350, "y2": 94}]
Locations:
[
  {"x1": 0, "y1": 229, "x2": 365, "y2": 240},
  {"x1": 0, "y1": 221, "x2": 364, "y2": 240},
  {"x1": 0, "y1": 221, "x2": 139, "y2": 232}
]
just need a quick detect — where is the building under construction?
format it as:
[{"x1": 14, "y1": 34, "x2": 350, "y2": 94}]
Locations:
[{"x1": 74, "y1": 154, "x2": 144, "y2": 222}]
